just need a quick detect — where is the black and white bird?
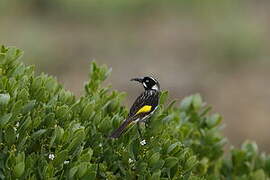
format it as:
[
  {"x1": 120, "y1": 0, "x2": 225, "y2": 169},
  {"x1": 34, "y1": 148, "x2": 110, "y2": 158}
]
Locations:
[{"x1": 109, "y1": 76, "x2": 160, "y2": 138}]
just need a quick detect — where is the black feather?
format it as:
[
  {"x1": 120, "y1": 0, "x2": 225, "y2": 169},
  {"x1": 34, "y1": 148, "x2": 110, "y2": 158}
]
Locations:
[
  {"x1": 109, "y1": 77, "x2": 160, "y2": 139},
  {"x1": 108, "y1": 117, "x2": 135, "y2": 138},
  {"x1": 109, "y1": 90, "x2": 159, "y2": 138},
  {"x1": 128, "y1": 90, "x2": 159, "y2": 118}
]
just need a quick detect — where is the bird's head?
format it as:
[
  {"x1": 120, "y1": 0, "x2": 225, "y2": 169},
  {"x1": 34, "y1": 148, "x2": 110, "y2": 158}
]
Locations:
[{"x1": 131, "y1": 76, "x2": 160, "y2": 91}]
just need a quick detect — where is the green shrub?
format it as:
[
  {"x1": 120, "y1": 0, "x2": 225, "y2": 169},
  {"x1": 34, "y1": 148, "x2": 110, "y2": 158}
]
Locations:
[{"x1": 0, "y1": 46, "x2": 269, "y2": 179}]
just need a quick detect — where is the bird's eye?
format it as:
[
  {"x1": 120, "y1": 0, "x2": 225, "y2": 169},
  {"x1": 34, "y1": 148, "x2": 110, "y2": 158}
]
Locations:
[{"x1": 145, "y1": 80, "x2": 149, "y2": 83}]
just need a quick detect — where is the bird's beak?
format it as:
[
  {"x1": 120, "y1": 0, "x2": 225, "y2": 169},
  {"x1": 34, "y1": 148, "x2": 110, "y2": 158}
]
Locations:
[{"x1": 130, "y1": 77, "x2": 143, "y2": 83}]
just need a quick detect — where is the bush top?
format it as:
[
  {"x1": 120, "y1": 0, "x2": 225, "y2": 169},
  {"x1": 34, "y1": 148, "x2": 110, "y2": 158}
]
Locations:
[{"x1": 0, "y1": 46, "x2": 269, "y2": 179}]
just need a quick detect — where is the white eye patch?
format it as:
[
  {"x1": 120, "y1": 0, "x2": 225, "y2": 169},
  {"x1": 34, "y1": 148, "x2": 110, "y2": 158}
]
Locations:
[{"x1": 143, "y1": 82, "x2": 147, "y2": 88}]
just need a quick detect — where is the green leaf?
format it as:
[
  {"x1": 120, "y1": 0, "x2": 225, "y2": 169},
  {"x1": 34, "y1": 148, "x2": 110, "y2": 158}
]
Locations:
[
  {"x1": 241, "y1": 141, "x2": 258, "y2": 155},
  {"x1": 149, "y1": 152, "x2": 160, "y2": 167},
  {"x1": 11, "y1": 100, "x2": 23, "y2": 115},
  {"x1": 185, "y1": 155, "x2": 198, "y2": 170},
  {"x1": 44, "y1": 77, "x2": 58, "y2": 93},
  {"x1": 206, "y1": 113, "x2": 222, "y2": 128},
  {"x1": 81, "y1": 103, "x2": 94, "y2": 120},
  {"x1": 137, "y1": 162, "x2": 148, "y2": 174},
  {"x1": 21, "y1": 100, "x2": 36, "y2": 114},
  {"x1": 13, "y1": 162, "x2": 25, "y2": 177},
  {"x1": 150, "y1": 170, "x2": 161, "y2": 180},
  {"x1": 55, "y1": 126, "x2": 64, "y2": 143},
  {"x1": 15, "y1": 152, "x2": 25, "y2": 163},
  {"x1": 6, "y1": 47, "x2": 23, "y2": 62},
  {"x1": 17, "y1": 116, "x2": 32, "y2": 133},
  {"x1": 167, "y1": 142, "x2": 182, "y2": 155},
  {"x1": 67, "y1": 129, "x2": 85, "y2": 153},
  {"x1": 31, "y1": 129, "x2": 47, "y2": 140},
  {"x1": 192, "y1": 94, "x2": 202, "y2": 111},
  {"x1": 31, "y1": 76, "x2": 43, "y2": 91},
  {"x1": 79, "y1": 148, "x2": 93, "y2": 162},
  {"x1": 86, "y1": 164, "x2": 97, "y2": 179},
  {"x1": 164, "y1": 157, "x2": 178, "y2": 169},
  {"x1": 164, "y1": 100, "x2": 177, "y2": 112},
  {"x1": 0, "y1": 113, "x2": 12, "y2": 127},
  {"x1": 5, "y1": 126, "x2": 16, "y2": 145},
  {"x1": 151, "y1": 160, "x2": 165, "y2": 172},
  {"x1": 0, "y1": 93, "x2": 10, "y2": 105},
  {"x1": 77, "y1": 162, "x2": 89, "y2": 178},
  {"x1": 159, "y1": 91, "x2": 169, "y2": 105},
  {"x1": 129, "y1": 139, "x2": 140, "y2": 159},
  {"x1": 250, "y1": 169, "x2": 266, "y2": 180},
  {"x1": 98, "y1": 117, "x2": 111, "y2": 132},
  {"x1": 53, "y1": 150, "x2": 69, "y2": 167},
  {"x1": 11, "y1": 63, "x2": 25, "y2": 77},
  {"x1": 197, "y1": 157, "x2": 209, "y2": 175},
  {"x1": 44, "y1": 113, "x2": 56, "y2": 126},
  {"x1": 180, "y1": 95, "x2": 193, "y2": 110},
  {"x1": 56, "y1": 105, "x2": 70, "y2": 120},
  {"x1": 17, "y1": 135, "x2": 29, "y2": 151},
  {"x1": 17, "y1": 88, "x2": 29, "y2": 102},
  {"x1": 69, "y1": 166, "x2": 78, "y2": 179}
]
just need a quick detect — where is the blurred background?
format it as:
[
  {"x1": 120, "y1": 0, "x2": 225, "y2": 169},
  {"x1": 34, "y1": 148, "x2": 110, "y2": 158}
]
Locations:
[{"x1": 1, "y1": 0, "x2": 270, "y2": 152}]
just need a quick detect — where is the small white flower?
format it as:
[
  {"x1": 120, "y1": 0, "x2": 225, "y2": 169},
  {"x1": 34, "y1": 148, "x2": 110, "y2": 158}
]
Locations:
[
  {"x1": 99, "y1": 143, "x2": 102, "y2": 147},
  {"x1": 64, "y1": 160, "x2": 70, "y2": 164},
  {"x1": 128, "y1": 158, "x2": 134, "y2": 164},
  {"x1": 48, "y1": 154, "x2": 55, "y2": 160},
  {"x1": 140, "y1": 139, "x2": 146, "y2": 146},
  {"x1": 15, "y1": 122, "x2": 20, "y2": 127}
]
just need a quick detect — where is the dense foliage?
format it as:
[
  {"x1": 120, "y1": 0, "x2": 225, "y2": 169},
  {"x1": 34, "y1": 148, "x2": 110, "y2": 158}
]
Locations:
[{"x1": 0, "y1": 46, "x2": 269, "y2": 179}]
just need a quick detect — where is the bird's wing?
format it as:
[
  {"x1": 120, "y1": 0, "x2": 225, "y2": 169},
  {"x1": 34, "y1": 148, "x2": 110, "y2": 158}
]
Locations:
[
  {"x1": 128, "y1": 90, "x2": 159, "y2": 118},
  {"x1": 109, "y1": 90, "x2": 159, "y2": 138}
]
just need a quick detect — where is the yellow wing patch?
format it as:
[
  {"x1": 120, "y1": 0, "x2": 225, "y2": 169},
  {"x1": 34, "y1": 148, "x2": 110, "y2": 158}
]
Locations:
[{"x1": 135, "y1": 105, "x2": 152, "y2": 115}]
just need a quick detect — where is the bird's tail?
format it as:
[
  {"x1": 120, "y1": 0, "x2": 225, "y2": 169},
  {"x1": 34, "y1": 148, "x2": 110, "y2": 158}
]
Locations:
[{"x1": 109, "y1": 119, "x2": 133, "y2": 138}]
